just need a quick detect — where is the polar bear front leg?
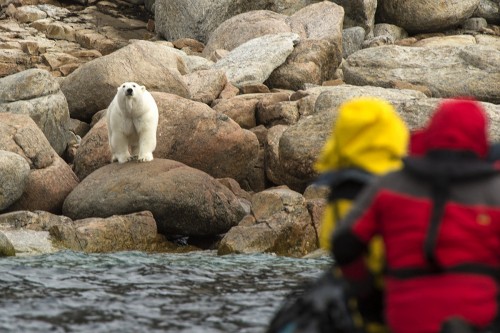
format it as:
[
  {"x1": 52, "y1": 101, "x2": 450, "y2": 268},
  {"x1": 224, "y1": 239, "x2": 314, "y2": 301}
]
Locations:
[
  {"x1": 129, "y1": 138, "x2": 140, "y2": 161},
  {"x1": 134, "y1": 126, "x2": 156, "y2": 162},
  {"x1": 137, "y1": 132, "x2": 156, "y2": 162},
  {"x1": 134, "y1": 115, "x2": 157, "y2": 162},
  {"x1": 110, "y1": 131, "x2": 132, "y2": 163}
]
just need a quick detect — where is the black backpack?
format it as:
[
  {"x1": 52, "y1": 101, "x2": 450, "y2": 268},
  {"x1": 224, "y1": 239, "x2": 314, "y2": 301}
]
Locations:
[
  {"x1": 266, "y1": 168, "x2": 375, "y2": 333},
  {"x1": 266, "y1": 267, "x2": 363, "y2": 333}
]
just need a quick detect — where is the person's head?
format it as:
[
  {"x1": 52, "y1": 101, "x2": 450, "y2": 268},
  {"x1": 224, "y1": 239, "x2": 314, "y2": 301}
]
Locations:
[
  {"x1": 410, "y1": 99, "x2": 488, "y2": 159},
  {"x1": 315, "y1": 97, "x2": 409, "y2": 175}
]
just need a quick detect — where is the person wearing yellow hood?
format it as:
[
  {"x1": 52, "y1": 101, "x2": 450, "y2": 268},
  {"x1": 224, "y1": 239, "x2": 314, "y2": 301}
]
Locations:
[
  {"x1": 315, "y1": 96, "x2": 409, "y2": 251},
  {"x1": 266, "y1": 98, "x2": 408, "y2": 333},
  {"x1": 315, "y1": 97, "x2": 409, "y2": 332}
]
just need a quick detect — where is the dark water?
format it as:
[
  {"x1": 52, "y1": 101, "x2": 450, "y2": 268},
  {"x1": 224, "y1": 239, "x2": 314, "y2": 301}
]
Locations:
[{"x1": 0, "y1": 250, "x2": 331, "y2": 333}]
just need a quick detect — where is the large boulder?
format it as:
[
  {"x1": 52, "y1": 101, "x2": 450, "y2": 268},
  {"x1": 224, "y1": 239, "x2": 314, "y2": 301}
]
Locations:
[
  {"x1": 63, "y1": 159, "x2": 246, "y2": 237},
  {"x1": 213, "y1": 32, "x2": 299, "y2": 88},
  {"x1": 154, "y1": 94, "x2": 260, "y2": 187},
  {"x1": 0, "y1": 150, "x2": 30, "y2": 211},
  {"x1": 202, "y1": 10, "x2": 291, "y2": 58},
  {"x1": 377, "y1": 0, "x2": 480, "y2": 33},
  {"x1": 155, "y1": 0, "x2": 322, "y2": 44},
  {"x1": 218, "y1": 187, "x2": 317, "y2": 257},
  {"x1": 474, "y1": 0, "x2": 500, "y2": 24},
  {"x1": 266, "y1": 85, "x2": 500, "y2": 192},
  {"x1": 184, "y1": 69, "x2": 227, "y2": 105},
  {"x1": 0, "y1": 69, "x2": 71, "y2": 155},
  {"x1": 0, "y1": 210, "x2": 71, "y2": 255},
  {"x1": 204, "y1": 3, "x2": 344, "y2": 90},
  {"x1": 331, "y1": 0, "x2": 377, "y2": 36},
  {"x1": 73, "y1": 93, "x2": 260, "y2": 190},
  {"x1": 73, "y1": 118, "x2": 110, "y2": 179},
  {"x1": 266, "y1": 85, "x2": 424, "y2": 192},
  {"x1": 266, "y1": 2, "x2": 344, "y2": 90},
  {"x1": 0, "y1": 113, "x2": 79, "y2": 213},
  {"x1": 0, "y1": 232, "x2": 15, "y2": 257},
  {"x1": 343, "y1": 45, "x2": 500, "y2": 104},
  {"x1": 0, "y1": 210, "x2": 174, "y2": 254},
  {"x1": 60, "y1": 40, "x2": 190, "y2": 122},
  {"x1": 49, "y1": 211, "x2": 161, "y2": 253}
]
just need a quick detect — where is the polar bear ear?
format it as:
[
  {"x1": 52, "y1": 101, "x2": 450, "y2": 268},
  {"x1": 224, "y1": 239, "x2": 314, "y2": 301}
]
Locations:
[{"x1": 140, "y1": 85, "x2": 146, "y2": 91}]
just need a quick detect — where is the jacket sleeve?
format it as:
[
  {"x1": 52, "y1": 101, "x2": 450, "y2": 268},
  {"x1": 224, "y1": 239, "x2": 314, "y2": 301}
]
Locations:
[{"x1": 332, "y1": 177, "x2": 382, "y2": 267}]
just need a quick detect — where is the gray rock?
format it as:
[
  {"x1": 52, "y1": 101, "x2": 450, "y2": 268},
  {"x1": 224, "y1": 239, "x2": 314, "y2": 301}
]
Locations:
[
  {"x1": 0, "y1": 150, "x2": 30, "y2": 211},
  {"x1": 0, "y1": 113, "x2": 79, "y2": 214},
  {"x1": 155, "y1": 0, "x2": 321, "y2": 44},
  {"x1": 218, "y1": 187, "x2": 317, "y2": 257},
  {"x1": 266, "y1": 85, "x2": 425, "y2": 192},
  {"x1": 342, "y1": 27, "x2": 366, "y2": 59},
  {"x1": 475, "y1": 35, "x2": 500, "y2": 50},
  {"x1": 288, "y1": 1, "x2": 344, "y2": 43},
  {"x1": 377, "y1": 0, "x2": 480, "y2": 33},
  {"x1": 389, "y1": 98, "x2": 500, "y2": 142},
  {"x1": 202, "y1": 10, "x2": 291, "y2": 58},
  {"x1": 204, "y1": 3, "x2": 344, "y2": 90},
  {"x1": 267, "y1": 2, "x2": 344, "y2": 90},
  {"x1": 37, "y1": 4, "x2": 71, "y2": 19},
  {"x1": 60, "y1": 40, "x2": 190, "y2": 122},
  {"x1": 121, "y1": 0, "x2": 144, "y2": 4},
  {"x1": 72, "y1": 119, "x2": 109, "y2": 180},
  {"x1": 0, "y1": 210, "x2": 70, "y2": 230},
  {"x1": 413, "y1": 35, "x2": 476, "y2": 48},
  {"x1": 0, "y1": 69, "x2": 71, "y2": 155},
  {"x1": 265, "y1": 125, "x2": 293, "y2": 188},
  {"x1": 0, "y1": 211, "x2": 67, "y2": 255},
  {"x1": 266, "y1": 85, "x2": 500, "y2": 192},
  {"x1": 156, "y1": 0, "x2": 256, "y2": 43},
  {"x1": 373, "y1": 23, "x2": 408, "y2": 41},
  {"x1": 49, "y1": 211, "x2": 161, "y2": 253},
  {"x1": 14, "y1": 5, "x2": 47, "y2": 23},
  {"x1": 213, "y1": 33, "x2": 299, "y2": 88},
  {"x1": 362, "y1": 34, "x2": 395, "y2": 48},
  {"x1": 474, "y1": 0, "x2": 500, "y2": 24},
  {"x1": 343, "y1": 45, "x2": 500, "y2": 104},
  {"x1": 145, "y1": 0, "x2": 155, "y2": 13},
  {"x1": 0, "y1": 211, "x2": 164, "y2": 255},
  {"x1": 184, "y1": 69, "x2": 227, "y2": 105},
  {"x1": 63, "y1": 159, "x2": 246, "y2": 237},
  {"x1": 256, "y1": 93, "x2": 297, "y2": 127},
  {"x1": 212, "y1": 98, "x2": 259, "y2": 129},
  {"x1": 183, "y1": 55, "x2": 214, "y2": 72},
  {"x1": 330, "y1": 0, "x2": 377, "y2": 36},
  {"x1": 462, "y1": 17, "x2": 488, "y2": 31},
  {"x1": 0, "y1": 231, "x2": 15, "y2": 256}
]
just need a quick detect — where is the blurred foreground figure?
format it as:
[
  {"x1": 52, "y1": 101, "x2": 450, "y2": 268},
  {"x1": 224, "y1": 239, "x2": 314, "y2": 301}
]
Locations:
[
  {"x1": 267, "y1": 97, "x2": 409, "y2": 333},
  {"x1": 333, "y1": 99, "x2": 500, "y2": 333},
  {"x1": 315, "y1": 97, "x2": 409, "y2": 252}
]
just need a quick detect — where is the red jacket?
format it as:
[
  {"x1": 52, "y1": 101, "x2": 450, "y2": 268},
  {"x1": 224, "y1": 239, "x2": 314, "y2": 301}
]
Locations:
[{"x1": 332, "y1": 99, "x2": 500, "y2": 333}]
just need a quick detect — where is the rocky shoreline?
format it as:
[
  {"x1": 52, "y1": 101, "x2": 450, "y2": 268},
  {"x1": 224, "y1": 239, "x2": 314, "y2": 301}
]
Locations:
[{"x1": 0, "y1": 0, "x2": 499, "y2": 257}]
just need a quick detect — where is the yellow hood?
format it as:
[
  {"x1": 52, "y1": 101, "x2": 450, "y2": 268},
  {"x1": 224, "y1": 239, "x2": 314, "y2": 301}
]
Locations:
[{"x1": 315, "y1": 97, "x2": 409, "y2": 175}]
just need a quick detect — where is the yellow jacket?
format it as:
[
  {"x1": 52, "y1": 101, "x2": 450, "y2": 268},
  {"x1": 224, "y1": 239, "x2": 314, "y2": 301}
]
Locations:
[{"x1": 315, "y1": 97, "x2": 409, "y2": 275}]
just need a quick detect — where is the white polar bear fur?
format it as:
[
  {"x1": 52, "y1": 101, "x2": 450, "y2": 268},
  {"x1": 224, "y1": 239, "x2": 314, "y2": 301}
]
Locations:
[{"x1": 106, "y1": 82, "x2": 159, "y2": 163}]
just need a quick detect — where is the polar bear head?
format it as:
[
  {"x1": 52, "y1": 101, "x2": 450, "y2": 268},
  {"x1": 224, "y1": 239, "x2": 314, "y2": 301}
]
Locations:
[{"x1": 117, "y1": 82, "x2": 146, "y2": 98}]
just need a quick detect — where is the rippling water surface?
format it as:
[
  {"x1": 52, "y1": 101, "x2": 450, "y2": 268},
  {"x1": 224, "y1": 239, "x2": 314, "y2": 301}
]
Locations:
[{"x1": 0, "y1": 250, "x2": 331, "y2": 333}]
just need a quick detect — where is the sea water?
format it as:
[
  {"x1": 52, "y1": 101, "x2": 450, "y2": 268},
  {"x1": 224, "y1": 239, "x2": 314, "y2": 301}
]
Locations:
[{"x1": 0, "y1": 250, "x2": 331, "y2": 333}]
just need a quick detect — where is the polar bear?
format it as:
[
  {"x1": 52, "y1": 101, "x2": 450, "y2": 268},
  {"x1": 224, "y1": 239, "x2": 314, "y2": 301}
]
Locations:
[{"x1": 106, "y1": 82, "x2": 159, "y2": 163}]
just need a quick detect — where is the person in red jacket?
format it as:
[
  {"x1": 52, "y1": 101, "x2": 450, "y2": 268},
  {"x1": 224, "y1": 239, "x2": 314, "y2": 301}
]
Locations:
[{"x1": 332, "y1": 98, "x2": 500, "y2": 333}]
